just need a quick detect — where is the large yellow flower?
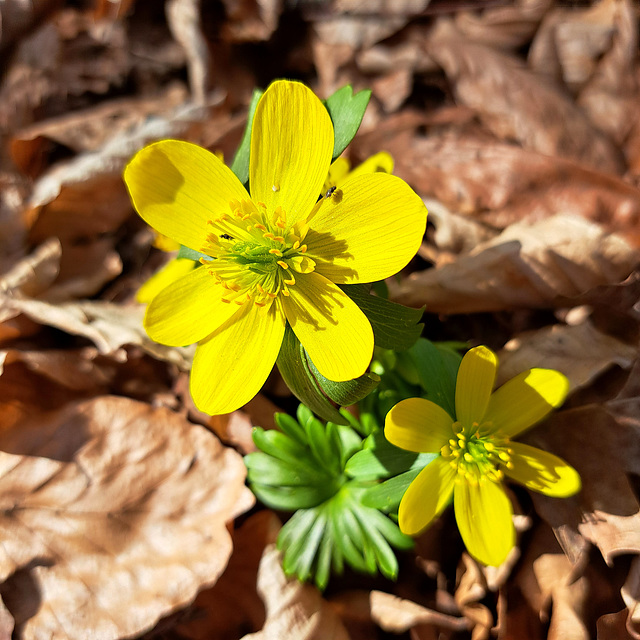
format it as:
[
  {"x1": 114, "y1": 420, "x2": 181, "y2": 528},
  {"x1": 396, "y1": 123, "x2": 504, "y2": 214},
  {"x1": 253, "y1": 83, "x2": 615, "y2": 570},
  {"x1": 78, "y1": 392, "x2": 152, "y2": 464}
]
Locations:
[
  {"x1": 125, "y1": 80, "x2": 427, "y2": 415},
  {"x1": 385, "y1": 346, "x2": 580, "y2": 566}
]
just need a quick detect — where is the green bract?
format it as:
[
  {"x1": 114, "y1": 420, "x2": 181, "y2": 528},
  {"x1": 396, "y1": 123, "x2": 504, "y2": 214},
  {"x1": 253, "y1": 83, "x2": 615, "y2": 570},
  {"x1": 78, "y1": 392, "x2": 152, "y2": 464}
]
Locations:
[{"x1": 245, "y1": 405, "x2": 413, "y2": 589}]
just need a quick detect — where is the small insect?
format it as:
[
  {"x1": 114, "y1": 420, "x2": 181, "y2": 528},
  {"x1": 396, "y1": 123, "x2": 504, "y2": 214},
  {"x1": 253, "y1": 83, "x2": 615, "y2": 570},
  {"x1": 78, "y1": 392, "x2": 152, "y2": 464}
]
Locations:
[
  {"x1": 325, "y1": 186, "x2": 336, "y2": 198},
  {"x1": 220, "y1": 234, "x2": 234, "y2": 240}
]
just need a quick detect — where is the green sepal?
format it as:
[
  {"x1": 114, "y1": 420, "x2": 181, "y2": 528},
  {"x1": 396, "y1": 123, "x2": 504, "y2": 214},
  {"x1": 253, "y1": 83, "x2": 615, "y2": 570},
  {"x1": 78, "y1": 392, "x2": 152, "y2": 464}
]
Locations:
[
  {"x1": 408, "y1": 338, "x2": 462, "y2": 416},
  {"x1": 324, "y1": 85, "x2": 372, "y2": 160},
  {"x1": 276, "y1": 326, "x2": 347, "y2": 424},
  {"x1": 230, "y1": 88, "x2": 263, "y2": 185},
  {"x1": 176, "y1": 245, "x2": 211, "y2": 262},
  {"x1": 305, "y1": 353, "x2": 380, "y2": 406},
  {"x1": 340, "y1": 284, "x2": 424, "y2": 351},
  {"x1": 346, "y1": 431, "x2": 437, "y2": 481},
  {"x1": 361, "y1": 467, "x2": 424, "y2": 513}
]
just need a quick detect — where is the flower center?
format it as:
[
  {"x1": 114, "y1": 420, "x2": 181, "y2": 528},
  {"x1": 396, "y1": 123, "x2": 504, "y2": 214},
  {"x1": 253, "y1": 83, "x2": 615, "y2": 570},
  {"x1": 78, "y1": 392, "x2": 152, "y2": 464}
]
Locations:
[
  {"x1": 440, "y1": 420, "x2": 513, "y2": 485},
  {"x1": 199, "y1": 199, "x2": 315, "y2": 308}
]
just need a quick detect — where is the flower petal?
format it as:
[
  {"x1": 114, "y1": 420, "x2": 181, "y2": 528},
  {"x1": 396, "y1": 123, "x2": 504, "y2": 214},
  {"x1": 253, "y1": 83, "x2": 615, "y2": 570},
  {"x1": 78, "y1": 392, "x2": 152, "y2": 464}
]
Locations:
[
  {"x1": 250, "y1": 80, "x2": 333, "y2": 227},
  {"x1": 190, "y1": 301, "x2": 286, "y2": 415},
  {"x1": 455, "y1": 346, "x2": 497, "y2": 429},
  {"x1": 339, "y1": 151, "x2": 393, "y2": 182},
  {"x1": 484, "y1": 369, "x2": 569, "y2": 438},
  {"x1": 323, "y1": 157, "x2": 350, "y2": 193},
  {"x1": 124, "y1": 140, "x2": 249, "y2": 252},
  {"x1": 304, "y1": 173, "x2": 427, "y2": 284},
  {"x1": 144, "y1": 265, "x2": 239, "y2": 346},
  {"x1": 385, "y1": 398, "x2": 454, "y2": 454},
  {"x1": 282, "y1": 272, "x2": 373, "y2": 382},
  {"x1": 136, "y1": 257, "x2": 196, "y2": 304},
  {"x1": 398, "y1": 457, "x2": 456, "y2": 536},
  {"x1": 454, "y1": 478, "x2": 515, "y2": 566},
  {"x1": 505, "y1": 442, "x2": 581, "y2": 497}
]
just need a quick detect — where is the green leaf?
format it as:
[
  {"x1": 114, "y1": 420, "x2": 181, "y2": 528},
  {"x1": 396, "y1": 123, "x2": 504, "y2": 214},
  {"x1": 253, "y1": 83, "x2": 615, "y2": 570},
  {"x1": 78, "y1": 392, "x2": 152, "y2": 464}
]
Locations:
[
  {"x1": 408, "y1": 338, "x2": 461, "y2": 416},
  {"x1": 176, "y1": 245, "x2": 211, "y2": 262},
  {"x1": 345, "y1": 431, "x2": 436, "y2": 481},
  {"x1": 251, "y1": 482, "x2": 333, "y2": 511},
  {"x1": 340, "y1": 284, "x2": 424, "y2": 351},
  {"x1": 305, "y1": 350, "x2": 380, "y2": 406},
  {"x1": 361, "y1": 467, "x2": 423, "y2": 512},
  {"x1": 230, "y1": 88, "x2": 263, "y2": 185},
  {"x1": 324, "y1": 85, "x2": 371, "y2": 160},
  {"x1": 276, "y1": 326, "x2": 347, "y2": 425}
]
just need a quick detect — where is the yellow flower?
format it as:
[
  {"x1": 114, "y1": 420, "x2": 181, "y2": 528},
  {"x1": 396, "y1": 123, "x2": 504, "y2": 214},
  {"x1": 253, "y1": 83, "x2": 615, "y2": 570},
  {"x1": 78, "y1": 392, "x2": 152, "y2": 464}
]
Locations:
[
  {"x1": 384, "y1": 346, "x2": 580, "y2": 566},
  {"x1": 136, "y1": 258, "x2": 195, "y2": 304},
  {"x1": 124, "y1": 80, "x2": 427, "y2": 415}
]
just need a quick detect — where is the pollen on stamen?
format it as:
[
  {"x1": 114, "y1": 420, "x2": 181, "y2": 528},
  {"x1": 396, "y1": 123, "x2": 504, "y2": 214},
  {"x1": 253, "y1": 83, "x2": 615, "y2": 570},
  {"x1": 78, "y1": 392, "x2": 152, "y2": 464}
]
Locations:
[
  {"x1": 255, "y1": 223, "x2": 267, "y2": 232},
  {"x1": 274, "y1": 236, "x2": 285, "y2": 243},
  {"x1": 277, "y1": 261, "x2": 289, "y2": 270},
  {"x1": 300, "y1": 245, "x2": 307, "y2": 253},
  {"x1": 269, "y1": 248, "x2": 283, "y2": 256},
  {"x1": 264, "y1": 232, "x2": 275, "y2": 240},
  {"x1": 284, "y1": 275, "x2": 295, "y2": 285},
  {"x1": 292, "y1": 240, "x2": 300, "y2": 250}
]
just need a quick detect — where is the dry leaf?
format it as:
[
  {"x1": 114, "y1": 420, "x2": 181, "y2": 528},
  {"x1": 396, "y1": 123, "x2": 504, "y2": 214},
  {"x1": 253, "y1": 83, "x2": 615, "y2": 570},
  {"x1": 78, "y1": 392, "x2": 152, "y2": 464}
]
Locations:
[
  {"x1": 0, "y1": 395, "x2": 254, "y2": 639},
  {"x1": 241, "y1": 544, "x2": 351, "y2": 640},
  {"x1": 497, "y1": 321, "x2": 637, "y2": 390},
  {"x1": 393, "y1": 215, "x2": 638, "y2": 314},
  {"x1": 426, "y1": 18, "x2": 623, "y2": 174}
]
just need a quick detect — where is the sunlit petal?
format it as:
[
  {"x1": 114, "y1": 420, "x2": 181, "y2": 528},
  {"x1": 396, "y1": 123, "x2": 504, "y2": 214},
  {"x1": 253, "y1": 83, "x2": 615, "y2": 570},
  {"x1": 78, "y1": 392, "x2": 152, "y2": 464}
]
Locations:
[
  {"x1": 190, "y1": 301, "x2": 286, "y2": 415},
  {"x1": 144, "y1": 266, "x2": 239, "y2": 346},
  {"x1": 484, "y1": 369, "x2": 569, "y2": 438},
  {"x1": 323, "y1": 157, "x2": 350, "y2": 193},
  {"x1": 506, "y1": 442, "x2": 581, "y2": 497},
  {"x1": 338, "y1": 151, "x2": 393, "y2": 182},
  {"x1": 305, "y1": 173, "x2": 427, "y2": 284},
  {"x1": 124, "y1": 140, "x2": 249, "y2": 252},
  {"x1": 250, "y1": 80, "x2": 333, "y2": 227},
  {"x1": 136, "y1": 258, "x2": 196, "y2": 304},
  {"x1": 385, "y1": 398, "x2": 454, "y2": 453},
  {"x1": 398, "y1": 458, "x2": 456, "y2": 536},
  {"x1": 454, "y1": 477, "x2": 515, "y2": 566},
  {"x1": 455, "y1": 346, "x2": 497, "y2": 429},
  {"x1": 282, "y1": 272, "x2": 373, "y2": 382}
]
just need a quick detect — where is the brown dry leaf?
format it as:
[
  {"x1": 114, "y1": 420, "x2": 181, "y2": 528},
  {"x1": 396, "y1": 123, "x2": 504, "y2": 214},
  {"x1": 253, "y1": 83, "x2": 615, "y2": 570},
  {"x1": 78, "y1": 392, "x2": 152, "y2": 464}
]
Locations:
[
  {"x1": 455, "y1": 555, "x2": 494, "y2": 640},
  {"x1": 0, "y1": 296, "x2": 194, "y2": 369},
  {"x1": 619, "y1": 556, "x2": 640, "y2": 638},
  {"x1": 221, "y1": 0, "x2": 282, "y2": 42},
  {"x1": 426, "y1": 18, "x2": 623, "y2": 174},
  {"x1": 0, "y1": 0, "x2": 59, "y2": 50},
  {"x1": 393, "y1": 215, "x2": 639, "y2": 315},
  {"x1": 0, "y1": 395, "x2": 254, "y2": 639},
  {"x1": 176, "y1": 511, "x2": 280, "y2": 639},
  {"x1": 497, "y1": 320, "x2": 637, "y2": 390},
  {"x1": 365, "y1": 591, "x2": 470, "y2": 635},
  {"x1": 453, "y1": 0, "x2": 553, "y2": 51},
  {"x1": 241, "y1": 544, "x2": 351, "y2": 640},
  {"x1": 0, "y1": 238, "x2": 61, "y2": 299},
  {"x1": 524, "y1": 404, "x2": 640, "y2": 565},
  {"x1": 0, "y1": 595, "x2": 13, "y2": 640}
]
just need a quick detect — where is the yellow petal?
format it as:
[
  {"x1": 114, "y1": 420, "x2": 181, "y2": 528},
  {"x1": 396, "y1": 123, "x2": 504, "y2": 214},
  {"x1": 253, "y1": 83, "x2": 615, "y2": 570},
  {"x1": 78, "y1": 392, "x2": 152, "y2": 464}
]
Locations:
[
  {"x1": 282, "y1": 272, "x2": 373, "y2": 382},
  {"x1": 454, "y1": 477, "x2": 515, "y2": 566},
  {"x1": 124, "y1": 140, "x2": 249, "y2": 252},
  {"x1": 506, "y1": 442, "x2": 581, "y2": 497},
  {"x1": 484, "y1": 369, "x2": 569, "y2": 438},
  {"x1": 190, "y1": 301, "x2": 286, "y2": 415},
  {"x1": 304, "y1": 173, "x2": 427, "y2": 284},
  {"x1": 455, "y1": 346, "x2": 497, "y2": 429},
  {"x1": 136, "y1": 258, "x2": 196, "y2": 304},
  {"x1": 250, "y1": 80, "x2": 333, "y2": 227},
  {"x1": 385, "y1": 398, "x2": 454, "y2": 453},
  {"x1": 338, "y1": 151, "x2": 393, "y2": 183},
  {"x1": 144, "y1": 265, "x2": 239, "y2": 346},
  {"x1": 323, "y1": 157, "x2": 350, "y2": 193},
  {"x1": 152, "y1": 233, "x2": 180, "y2": 252},
  {"x1": 398, "y1": 457, "x2": 456, "y2": 536}
]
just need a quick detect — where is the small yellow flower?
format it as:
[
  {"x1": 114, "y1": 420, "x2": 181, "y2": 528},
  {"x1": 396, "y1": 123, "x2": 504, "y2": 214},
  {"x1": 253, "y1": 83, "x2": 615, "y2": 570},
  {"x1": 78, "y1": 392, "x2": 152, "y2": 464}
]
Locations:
[
  {"x1": 124, "y1": 80, "x2": 427, "y2": 415},
  {"x1": 384, "y1": 346, "x2": 580, "y2": 566},
  {"x1": 136, "y1": 258, "x2": 195, "y2": 304}
]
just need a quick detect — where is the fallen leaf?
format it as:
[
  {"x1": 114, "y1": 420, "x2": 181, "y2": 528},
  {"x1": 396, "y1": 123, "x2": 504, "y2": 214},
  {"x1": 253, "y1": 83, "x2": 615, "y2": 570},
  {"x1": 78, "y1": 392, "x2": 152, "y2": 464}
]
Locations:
[
  {"x1": 393, "y1": 215, "x2": 639, "y2": 314},
  {"x1": 497, "y1": 320, "x2": 637, "y2": 390},
  {"x1": 426, "y1": 18, "x2": 623, "y2": 174},
  {"x1": 0, "y1": 596, "x2": 13, "y2": 640},
  {"x1": 241, "y1": 544, "x2": 351, "y2": 640},
  {"x1": 0, "y1": 395, "x2": 254, "y2": 639}
]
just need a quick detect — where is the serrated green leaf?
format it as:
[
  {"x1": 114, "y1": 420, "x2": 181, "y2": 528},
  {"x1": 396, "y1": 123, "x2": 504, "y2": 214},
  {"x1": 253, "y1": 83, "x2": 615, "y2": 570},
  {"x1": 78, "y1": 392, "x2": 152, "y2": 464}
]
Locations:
[
  {"x1": 364, "y1": 507, "x2": 414, "y2": 550},
  {"x1": 305, "y1": 350, "x2": 380, "y2": 405},
  {"x1": 274, "y1": 412, "x2": 308, "y2": 445},
  {"x1": 408, "y1": 338, "x2": 461, "y2": 416},
  {"x1": 278, "y1": 508, "x2": 317, "y2": 550},
  {"x1": 353, "y1": 507, "x2": 398, "y2": 579},
  {"x1": 294, "y1": 510, "x2": 328, "y2": 582},
  {"x1": 251, "y1": 482, "x2": 331, "y2": 511},
  {"x1": 315, "y1": 512, "x2": 334, "y2": 590},
  {"x1": 251, "y1": 428, "x2": 313, "y2": 466},
  {"x1": 230, "y1": 88, "x2": 263, "y2": 185},
  {"x1": 306, "y1": 418, "x2": 339, "y2": 474},
  {"x1": 277, "y1": 326, "x2": 347, "y2": 424},
  {"x1": 325, "y1": 85, "x2": 371, "y2": 160},
  {"x1": 244, "y1": 451, "x2": 327, "y2": 486},
  {"x1": 340, "y1": 284, "x2": 424, "y2": 351}
]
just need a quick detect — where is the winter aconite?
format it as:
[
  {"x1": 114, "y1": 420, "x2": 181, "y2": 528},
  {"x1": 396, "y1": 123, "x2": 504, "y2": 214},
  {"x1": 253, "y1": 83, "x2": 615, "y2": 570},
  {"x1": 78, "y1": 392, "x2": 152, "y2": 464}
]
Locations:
[
  {"x1": 385, "y1": 346, "x2": 580, "y2": 566},
  {"x1": 125, "y1": 80, "x2": 427, "y2": 415}
]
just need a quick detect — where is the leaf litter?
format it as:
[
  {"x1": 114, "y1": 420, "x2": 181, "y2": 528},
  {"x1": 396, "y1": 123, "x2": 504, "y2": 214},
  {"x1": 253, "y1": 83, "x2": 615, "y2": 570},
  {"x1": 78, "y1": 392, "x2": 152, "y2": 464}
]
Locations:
[{"x1": 0, "y1": 0, "x2": 639, "y2": 638}]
